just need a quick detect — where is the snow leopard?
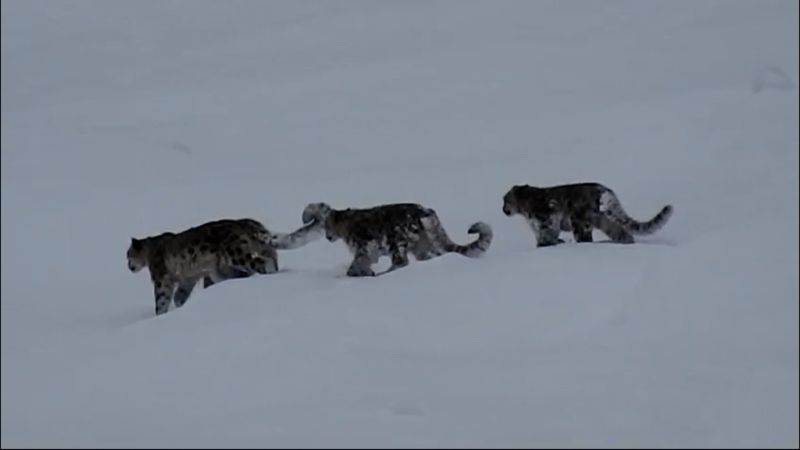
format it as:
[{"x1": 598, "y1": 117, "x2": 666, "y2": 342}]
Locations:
[
  {"x1": 127, "y1": 217, "x2": 322, "y2": 315},
  {"x1": 502, "y1": 182, "x2": 673, "y2": 247},
  {"x1": 301, "y1": 202, "x2": 493, "y2": 277}
]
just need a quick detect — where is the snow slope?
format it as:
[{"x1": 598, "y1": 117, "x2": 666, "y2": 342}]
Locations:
[{"x1": 1, "y1": 0, "x2": 798, "y2": 447}]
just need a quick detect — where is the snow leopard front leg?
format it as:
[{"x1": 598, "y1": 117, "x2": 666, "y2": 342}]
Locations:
[
  {"x1": 527, "y1": 216, "x2": 564, "y2": 247},
  {"x1": 151, "y1": 274, "x2": 176, "y2": 316},
  {"x1": 570, "y1": 212, "x2": 594, "y2": 243},
  {"x1": 346, "y1": 243, "x2": 376, "y2": 277}
]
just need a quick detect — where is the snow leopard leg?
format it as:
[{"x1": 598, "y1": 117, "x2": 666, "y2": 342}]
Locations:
[
  {"x1": 152, "y1": 275, "x2": 176, "y2": 316},
  {"x1": 173, "y1": 279, "x2": 198, "y2": 308},
  {"x1": 346, "y1": 245, "x2": 376, "y2": 277},
  {"x1": 411, "y1": 234, "x2": 438, "y2": 261},
  {"x1": 595, "y1": 214, "x2": 634, "y2": 244},
  {"x1": 252, "y1": 238, "x2": 279, "y2": 274},
  {"x1": 388, "y1": 241, "x2": 410, "y2": 272},
  {"x1": 203, "y1": 266, "x2": 253, "y2": 288},
  {"x1": 528, "y1": 217, "x2": 563, "y2": 247},
  {"x1": 570, "y1": 212, "x2": 594, "y2": 243},
  {"x1": 247, "y1": 254, "x2": 279, "y2": 275}
]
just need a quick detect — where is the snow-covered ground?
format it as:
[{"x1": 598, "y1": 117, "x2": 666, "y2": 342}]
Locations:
[{"x1": 1, "y1": 0, "x2": 797, "y2": 447}]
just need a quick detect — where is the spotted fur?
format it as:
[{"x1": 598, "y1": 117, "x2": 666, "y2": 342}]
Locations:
[
  {"x1": 302, "y1": 202, "x2": 492, "y2": 277},
  {"x1": 127, "y1": 217, "x2": 321, "y2": 315},
  {"x1": 502, "y1": 182, "x2": 672, "y2": 247}
]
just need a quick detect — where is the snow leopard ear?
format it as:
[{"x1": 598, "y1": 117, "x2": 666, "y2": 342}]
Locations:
[{"x1": 130, "y1": 238, "x2": 142, "y2": 250}]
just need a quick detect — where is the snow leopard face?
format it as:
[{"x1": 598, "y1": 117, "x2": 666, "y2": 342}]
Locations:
[
  {"x1": 127, "y1": 238, "x2": 149, "y2": 272},
  {"x1": 503, "y1": 185, "x2": 565, "y2": 247}
]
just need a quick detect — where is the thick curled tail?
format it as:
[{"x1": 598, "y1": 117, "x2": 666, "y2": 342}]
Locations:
[
  {"x1": 446, "y1": 221, "x2": 493, "y2": 257},
  {"x1": 600, "y1": 192, "x2": 673, "y2": 235},
  {"x1": 271, "y1": 219, "x2": 324, "y2": 250},
  {"x1": 302, "y1": 202, "x2": 332, "y2": 225},
  {"x1": 611, "y1": 203, "x2": 673, "y2": 235},
  {"x1": 635, "y1": 204, "x2": 673, "y2": 234}
]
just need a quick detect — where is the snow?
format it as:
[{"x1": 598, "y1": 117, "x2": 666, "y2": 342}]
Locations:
[{"x1": 1, "y1": 0, "x2": 798, "y2": 447}]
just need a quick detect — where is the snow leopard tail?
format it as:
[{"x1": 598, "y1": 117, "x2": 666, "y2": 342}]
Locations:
[
  {"x1": 422, "y1": 212, "x2": 493, "y2": 258},
  {"x1": 271, "y1": 219, "x2": 325, "y2": 250},
  {"x1": 601, "y1": 192, "x2": 673, "y2": 235}
]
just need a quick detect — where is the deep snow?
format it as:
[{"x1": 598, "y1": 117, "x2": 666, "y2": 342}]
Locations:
[{"x1": 1, "y1": 0, "x2": 798, "y2": 447}]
